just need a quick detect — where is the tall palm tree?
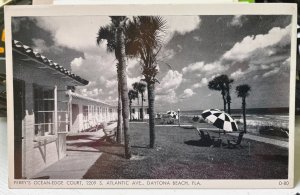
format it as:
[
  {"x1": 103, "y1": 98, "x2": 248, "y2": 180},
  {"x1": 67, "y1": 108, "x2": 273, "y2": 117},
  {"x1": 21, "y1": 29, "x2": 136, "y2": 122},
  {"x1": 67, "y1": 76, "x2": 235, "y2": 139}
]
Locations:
[
  {"x1": 225, "y1": 77, "x2": 234, "y2": 114},
  {"x1": 132, "y1": 82, "x2": 140, "y2": 106},
  {"x1": 208, "y1": 75, "x2": 227, "y2": 112},
  {"x1": 236, "y1": 84, "x2": 251, "y2": 133},
  {"x1": 97, "y1": 16, "x2": 131, "y2": 159},
  {"x1": 132, "y1": 82, "x2": 147, "y2": 121},
  {"x1": 126, "y1": 16, "x2": 166, "y2": 148},
  {"x1": 128, "y1": 89, "x2": 138, "y2": 121}
]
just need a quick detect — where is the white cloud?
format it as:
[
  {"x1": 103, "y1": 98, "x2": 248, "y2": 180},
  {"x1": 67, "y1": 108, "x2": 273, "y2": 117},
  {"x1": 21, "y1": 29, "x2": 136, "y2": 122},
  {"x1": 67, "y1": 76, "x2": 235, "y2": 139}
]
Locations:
[
  {"x1": 157, "y1": 70, "x2": 183, "y2": 95},
  {"x1": 155, "y1": 90, "x2": 178, "y2": 104},
  {"x1": 223, "y1": 24, "x2": 291, "y2": 61},
  {"x1": 262, "y1": 68, "x2": 280, "y2": 78},
  {"x1": 180, "y1": 88, "x2": 195, "y2": 99},
  {"x1": 35, "y1": 16, "x2": 111, "y2": 50},
  {"x1": 163, "y1": 16, "x2": 201, "y2": 43},
  {"x1": 105, "y1": 80, "x2": 117, "y2": 88},
  {"x1": 230, "y1": 68, "x2": 244, "y2": 79},
  {"x1": 229, "y1": 15, "x2": 246, "y2": 27},
  {"x1": 155, "y1": 70, "x2": 183, "y2": 104},
  {"x1": 260, "y1": 64, "x2": 269, "y2": 70},
  {"x1": 70, "y1": 51, "x2": 116, "y2": 82},
  {"x1": 127, "y1": 58, "x2": 140, "y2": 72},
  {"x1": 70, "y1": 57, "x2": 83, "y2": 68},
  {"x1": 191, "y1": 78, "x2": 208, "y2": 89},
  {"x1": 32, "y1": 38, "x2": 63, "y2": 54},
  {"x1": 183, "y1": 61, "x2": 227, "y2": 75}
]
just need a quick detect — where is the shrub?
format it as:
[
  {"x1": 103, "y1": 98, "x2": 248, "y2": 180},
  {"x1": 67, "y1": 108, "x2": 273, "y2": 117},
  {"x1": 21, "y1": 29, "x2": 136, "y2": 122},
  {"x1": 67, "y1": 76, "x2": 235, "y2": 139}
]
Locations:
[
  {"x1": 258, "y1": 125, "x2": 289, "y2": 138},
  {"x1": 192, "y1": 116, "x2": 200, "y2": 122}
]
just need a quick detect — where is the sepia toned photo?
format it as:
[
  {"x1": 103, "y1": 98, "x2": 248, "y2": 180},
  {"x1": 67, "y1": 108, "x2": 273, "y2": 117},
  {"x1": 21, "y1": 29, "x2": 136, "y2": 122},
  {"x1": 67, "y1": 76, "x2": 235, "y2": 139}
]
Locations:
[{"x1": 5, "y1": 4, "x2": 296, "y2": 188}]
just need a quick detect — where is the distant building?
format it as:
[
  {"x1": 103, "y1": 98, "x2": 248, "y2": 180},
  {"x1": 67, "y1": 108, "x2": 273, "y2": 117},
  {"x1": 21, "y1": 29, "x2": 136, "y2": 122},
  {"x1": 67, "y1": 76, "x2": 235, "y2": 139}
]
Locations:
[
  {"x1": 130, "y1": 98, "x2": 149, "y2": 120},
  {"x1": 68, "y1": 91, "x2": 117, "y2": 133}
]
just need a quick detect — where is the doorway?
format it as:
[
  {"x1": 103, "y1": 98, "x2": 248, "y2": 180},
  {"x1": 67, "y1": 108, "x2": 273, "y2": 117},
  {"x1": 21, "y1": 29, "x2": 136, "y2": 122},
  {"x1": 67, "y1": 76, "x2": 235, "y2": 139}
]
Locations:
[{"x1": 13, "y1": 79, "x2": 25, "y2": 179}]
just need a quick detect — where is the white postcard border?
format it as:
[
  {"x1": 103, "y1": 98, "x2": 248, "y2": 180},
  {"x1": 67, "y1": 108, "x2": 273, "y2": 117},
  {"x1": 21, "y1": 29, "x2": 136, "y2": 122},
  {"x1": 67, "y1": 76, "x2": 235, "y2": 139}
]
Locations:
[{"x1": 5, "y1": 3, "x2": 297, "y2": 189}]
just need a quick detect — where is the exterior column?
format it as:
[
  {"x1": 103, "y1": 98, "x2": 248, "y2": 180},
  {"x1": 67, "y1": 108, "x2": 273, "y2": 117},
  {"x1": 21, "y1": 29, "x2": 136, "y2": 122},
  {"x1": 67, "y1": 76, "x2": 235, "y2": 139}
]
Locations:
[{"x1": 23, "y1": 83, "x2": 34, "y2": 178}]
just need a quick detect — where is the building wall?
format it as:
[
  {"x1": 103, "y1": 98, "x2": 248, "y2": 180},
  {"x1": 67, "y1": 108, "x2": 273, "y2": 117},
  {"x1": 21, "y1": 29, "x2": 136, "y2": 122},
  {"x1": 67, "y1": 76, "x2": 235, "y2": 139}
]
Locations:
[
  {"x1": 70, "y1": 98, "x2": 117, "y2": 133},
  {"x1": 13, "y1": 55, "x2": 71, "y2": 178},
  {"x1": 131, "y1": 107, "x2": 149, "y2": 120}
]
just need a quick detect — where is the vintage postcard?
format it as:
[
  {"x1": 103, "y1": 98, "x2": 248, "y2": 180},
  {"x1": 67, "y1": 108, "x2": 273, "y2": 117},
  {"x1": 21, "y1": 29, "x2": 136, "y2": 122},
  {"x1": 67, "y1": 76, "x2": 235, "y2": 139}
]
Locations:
[{"x1": 5, "y1": 4, "x2": 297, "y2": 188}]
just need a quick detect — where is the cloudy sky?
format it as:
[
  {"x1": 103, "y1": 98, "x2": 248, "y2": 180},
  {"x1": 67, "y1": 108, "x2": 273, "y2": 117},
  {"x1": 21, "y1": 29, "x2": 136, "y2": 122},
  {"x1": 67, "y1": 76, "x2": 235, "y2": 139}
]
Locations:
[{"x1": 12, "y1": 15, "x2": 292, "y2": 112}]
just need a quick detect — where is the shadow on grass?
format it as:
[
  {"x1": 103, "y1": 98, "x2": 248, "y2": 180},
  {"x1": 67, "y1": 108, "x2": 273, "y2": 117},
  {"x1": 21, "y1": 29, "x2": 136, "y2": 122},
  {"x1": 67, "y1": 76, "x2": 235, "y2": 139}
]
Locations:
[
  {"x1": 131, "y1": 145, "x2": 149, "y2": 149},
  {"x1": 184, "y1": 139, "x2": 211, "y2": 147},
  {"x1": 256, "y1": 154, "x2": 288, "y2": 164}
]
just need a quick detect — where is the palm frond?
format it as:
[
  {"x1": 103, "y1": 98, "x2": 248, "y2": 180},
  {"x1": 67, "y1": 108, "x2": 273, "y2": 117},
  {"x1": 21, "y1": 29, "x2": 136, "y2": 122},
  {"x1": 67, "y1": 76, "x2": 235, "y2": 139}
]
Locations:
[{"x1": 96, "y1": 25, "x2": 116, "y2": 53}]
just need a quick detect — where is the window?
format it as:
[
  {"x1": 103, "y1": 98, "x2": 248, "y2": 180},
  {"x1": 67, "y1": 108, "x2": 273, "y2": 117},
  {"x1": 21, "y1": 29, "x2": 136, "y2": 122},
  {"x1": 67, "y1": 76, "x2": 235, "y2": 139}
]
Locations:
[
  {"x1": 83, "y1": 105, "x2": 88, "y2": 121},
  {"x1": 34, "y1": 85, "x2": 55, "y2": 136}
]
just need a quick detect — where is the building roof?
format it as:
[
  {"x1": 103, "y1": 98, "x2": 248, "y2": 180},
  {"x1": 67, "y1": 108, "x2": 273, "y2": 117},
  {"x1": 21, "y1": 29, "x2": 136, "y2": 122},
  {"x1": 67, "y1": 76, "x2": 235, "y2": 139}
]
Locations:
[
  {"x1": 67, "y1": 91, "x2": 116, "y2": 108},
  {"x1": 12, "y1": 40, "x2": 89, "y2": 86}
]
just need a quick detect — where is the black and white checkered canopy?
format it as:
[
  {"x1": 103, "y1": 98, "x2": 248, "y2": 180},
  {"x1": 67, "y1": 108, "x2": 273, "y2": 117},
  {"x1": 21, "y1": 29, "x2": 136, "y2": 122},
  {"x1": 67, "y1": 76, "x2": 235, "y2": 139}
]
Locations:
[{"x1": 201, "y1": 109, "x2": 238, "y2": 132}]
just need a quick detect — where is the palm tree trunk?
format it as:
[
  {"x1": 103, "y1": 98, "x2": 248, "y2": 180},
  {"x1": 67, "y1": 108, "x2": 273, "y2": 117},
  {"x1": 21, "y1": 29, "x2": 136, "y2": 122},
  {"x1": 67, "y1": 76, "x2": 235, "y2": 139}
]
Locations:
[
  {"x1": 147, "y1": 82, "x2": 156, "y2": 148},
  {"x1": 116, "y1": 27, "x2": 131, "y2": 159},
  {"x1": 222, "y1": 94, "x2": 226, "y2": 112},
  {"x1": 129, "y1": 102, "x2": 132, "y2": 121},
  {"x1": 227, "y1": 96, "x2": 231, "y2": 115},
  {"x1": 116, "y1": 81, "x2": 122, "y2": 143},
  {"x1": 136, "y1": 93, "x2": 140, "y2": 120},
  {"x1": 242, "y1": 97, "x2": 247, "y2": 133},
  {"x1": 141, "y1": 92, "x2": 144, "y2": 121}
]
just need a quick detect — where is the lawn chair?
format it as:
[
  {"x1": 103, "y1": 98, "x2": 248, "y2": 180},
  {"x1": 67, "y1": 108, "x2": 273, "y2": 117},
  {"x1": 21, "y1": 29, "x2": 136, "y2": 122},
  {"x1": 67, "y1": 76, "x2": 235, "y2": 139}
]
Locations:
[
  {"x1": 195, "y1": 128, "x2": 217, "y2": 147},
  {"x1": 102, "y1": 122, "x2": 116, "y2": 143},
  {"x1": 227, "y1": 132, "x2": 244, "y2": 149}
]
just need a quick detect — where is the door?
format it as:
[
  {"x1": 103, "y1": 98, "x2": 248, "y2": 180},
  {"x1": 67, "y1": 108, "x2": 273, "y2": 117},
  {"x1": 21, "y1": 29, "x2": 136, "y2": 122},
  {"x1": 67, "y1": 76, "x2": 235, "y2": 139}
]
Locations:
[{"x1": 14, "y1": 79, "x2": 25, "y2": 179}]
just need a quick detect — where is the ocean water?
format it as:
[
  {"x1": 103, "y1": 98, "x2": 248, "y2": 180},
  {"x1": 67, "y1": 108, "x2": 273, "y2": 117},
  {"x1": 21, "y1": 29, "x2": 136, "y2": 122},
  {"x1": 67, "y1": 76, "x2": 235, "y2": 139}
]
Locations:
[{"x1": 180, "y1": 109, "x2": 289, "y2": 129}]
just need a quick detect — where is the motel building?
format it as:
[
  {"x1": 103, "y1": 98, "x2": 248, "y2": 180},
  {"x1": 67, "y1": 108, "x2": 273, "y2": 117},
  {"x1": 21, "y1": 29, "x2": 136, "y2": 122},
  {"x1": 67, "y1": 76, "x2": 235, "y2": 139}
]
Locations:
[
  {"x1": 68, "y1": 91, "x2": 117, "y2": 133},
  {"x1": 12, "y1": 40, "x2": 117, "y2": 179},
  {"x1": 130, "y1": 99, "x2": 149, "y2": 121}
]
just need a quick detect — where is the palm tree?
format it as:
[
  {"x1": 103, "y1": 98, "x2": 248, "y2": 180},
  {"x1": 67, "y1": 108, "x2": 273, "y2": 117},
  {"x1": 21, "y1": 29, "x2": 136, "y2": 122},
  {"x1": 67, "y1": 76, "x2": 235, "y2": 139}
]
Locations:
[
  {"x1": 126, "y1": 16, "x2": 166, "y2": 148},
  {"x1": 208, "y1": 75, "x2": 227, "y2": 112},
  {"x1": 128, "y1": 89, "x2": 138, "y2": 121},
  {"x1": 132, "y1": 82, "x2": 140, "y2": 106},
  {"x1": 97, "y1": 16, "x2": 131, "y2": 159},
  {"x1": 236, "y1": 84, "x2": 251, "y2": 133},
  {"x1": 225, "y1": 77, "x2": 234, "y2": 115},
  {"x1": 132, "y1": 82, "x2": 147, "y2": 121}
]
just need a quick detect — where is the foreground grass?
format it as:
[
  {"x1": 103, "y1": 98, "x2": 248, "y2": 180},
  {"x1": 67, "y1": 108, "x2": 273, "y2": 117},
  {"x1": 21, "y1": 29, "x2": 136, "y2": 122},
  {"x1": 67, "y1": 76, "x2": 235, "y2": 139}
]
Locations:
[{"x1": 80, "y1": 123, "x2": 288, "y2": 179}]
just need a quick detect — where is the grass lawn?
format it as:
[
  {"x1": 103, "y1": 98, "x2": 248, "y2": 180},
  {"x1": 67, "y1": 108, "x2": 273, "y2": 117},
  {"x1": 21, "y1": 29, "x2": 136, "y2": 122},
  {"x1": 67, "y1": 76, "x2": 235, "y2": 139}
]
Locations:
[{"x1": 80, "y1": 123, "x2": 288, "y2": 179}]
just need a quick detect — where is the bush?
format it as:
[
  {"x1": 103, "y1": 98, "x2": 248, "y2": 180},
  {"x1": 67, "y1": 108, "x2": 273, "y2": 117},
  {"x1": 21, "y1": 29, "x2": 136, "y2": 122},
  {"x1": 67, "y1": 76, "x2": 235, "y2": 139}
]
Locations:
[
  {"x1": 192, "y1": 115, "x2": 206, "y2": 123},
  {"x1": 192, "y1": 116, "x2": 200, "y2": 122},
  {"x1": 259, "y1": 126, "x2": 289, "y2": 138}
]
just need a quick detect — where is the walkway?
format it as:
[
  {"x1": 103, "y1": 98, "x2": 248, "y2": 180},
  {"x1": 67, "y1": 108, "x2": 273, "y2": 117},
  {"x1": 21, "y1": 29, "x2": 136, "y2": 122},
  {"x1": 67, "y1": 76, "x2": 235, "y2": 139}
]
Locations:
[
  {"x1": 32, "y1": 122, "x2": 118, "y2": 179},
  {"x1": 32, "y1": 150, "x2": 102, "y2": 179}
]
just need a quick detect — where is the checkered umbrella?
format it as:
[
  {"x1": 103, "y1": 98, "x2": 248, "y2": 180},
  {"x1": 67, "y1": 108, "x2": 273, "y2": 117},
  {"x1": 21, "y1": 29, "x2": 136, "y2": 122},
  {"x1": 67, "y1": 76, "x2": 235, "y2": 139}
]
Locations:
[{"x1": 201, "y1": 109, "x2": 238, "y2": 133}]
